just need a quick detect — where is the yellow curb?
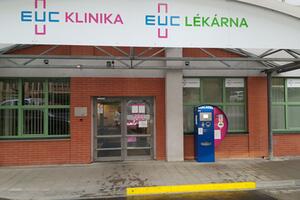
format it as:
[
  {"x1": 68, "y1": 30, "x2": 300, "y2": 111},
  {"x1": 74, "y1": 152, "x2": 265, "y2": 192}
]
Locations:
[{"x1": 126, "y1": 182, "x2": 256, "y2": 196}]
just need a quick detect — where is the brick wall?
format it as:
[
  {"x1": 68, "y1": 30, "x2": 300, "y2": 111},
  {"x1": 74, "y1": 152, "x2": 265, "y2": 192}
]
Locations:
[
  {"x1": 184, "y1": 135, "x2": 249, "y2": 160},
  {"x1": 70, "y1": 77, "x2": 166, "y2": 163},
  {"x1": 0, "y1": 140, "x2": 71, "y2": 166},
  {"x1": 274, "y1": 134, "x2": 300, "y2": 156},
  {"x1": 248, "y1": 77, "x2": 269, "y2": 157}
]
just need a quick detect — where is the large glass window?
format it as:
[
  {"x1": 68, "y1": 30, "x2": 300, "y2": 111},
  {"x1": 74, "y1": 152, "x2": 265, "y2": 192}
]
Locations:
[
  {"x1": 0, "y1": 78, "x2": 70, "y2": 139},
  {"x1": 272, "y1": 78, "x2": 300, "y2": 131},
  {"x1": 183, "y1": 78, "x2": 247, "y2": 134}
]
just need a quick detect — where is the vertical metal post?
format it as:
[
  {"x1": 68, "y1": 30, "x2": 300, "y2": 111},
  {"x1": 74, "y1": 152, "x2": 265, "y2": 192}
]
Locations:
[
  {"x1": 130, "y1": 47, "x2": 135, "y2": 68},
  {"x1": 267, "y1": 72, "x2": 274, "y2": 160}
]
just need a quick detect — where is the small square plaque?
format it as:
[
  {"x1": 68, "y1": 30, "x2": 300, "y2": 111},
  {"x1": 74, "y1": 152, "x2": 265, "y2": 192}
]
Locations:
[{"x1": 74, "y1": 107, "x2": 88, "y2": 117}]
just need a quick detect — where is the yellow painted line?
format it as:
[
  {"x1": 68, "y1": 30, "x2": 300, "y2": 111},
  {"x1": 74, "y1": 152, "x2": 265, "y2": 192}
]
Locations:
[{"x1": 126, "y1": 182, "x2": 256, "y2": 196}]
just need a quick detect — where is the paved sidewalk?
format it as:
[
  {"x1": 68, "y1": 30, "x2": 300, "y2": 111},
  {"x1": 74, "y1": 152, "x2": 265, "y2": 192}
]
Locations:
[{"x1": 0, "y1": 158, "x2": 300, "y2": 200}]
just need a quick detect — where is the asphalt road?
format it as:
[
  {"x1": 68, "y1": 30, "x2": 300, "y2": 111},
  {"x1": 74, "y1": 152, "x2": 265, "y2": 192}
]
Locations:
[
  {"x1": 128, "y1": 191, "x2": 276, "y2": 200},
  {"x1": 97, "y1": 188, "x2": 300, "y2": 200},
  {"x1": 97, "y1": 190, "x2": 277, "y2": 200}
]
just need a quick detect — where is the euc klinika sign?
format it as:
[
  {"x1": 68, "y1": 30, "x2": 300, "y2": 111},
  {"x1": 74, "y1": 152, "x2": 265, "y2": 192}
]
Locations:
[
  {"x1": 0, "y1": 0, "x2": 299, "y2": 49},
  {"x1": 145, "y1": 3, "x2": 248, "y2": 39}
]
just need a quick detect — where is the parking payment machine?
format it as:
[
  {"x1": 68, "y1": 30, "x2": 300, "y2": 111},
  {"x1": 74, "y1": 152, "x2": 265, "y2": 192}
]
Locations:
[
  {"x1": 194, "y1": 106, "x2": 215, "y2": 162},
  {"x1": 194, "y1": 105, "x2": 228, "y2": 163}
]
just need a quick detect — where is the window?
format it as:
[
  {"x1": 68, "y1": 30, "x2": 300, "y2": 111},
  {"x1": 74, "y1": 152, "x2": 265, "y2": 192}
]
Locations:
[
  {"x1": 0, "y1": 78, "x2": 70, "y2": 139},
  {"x1": 183, "y1": 78, "x2": 247, "y2": 134},
  {"x1": 272, "y1": 78, "x2": 300, "y2": 131}
]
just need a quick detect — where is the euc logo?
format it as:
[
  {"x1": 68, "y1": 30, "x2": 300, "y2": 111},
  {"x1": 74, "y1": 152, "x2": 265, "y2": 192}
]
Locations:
[
  {"x1": 21, "y1": 0, "x2": 58, "y2": 35},
  {"x1": 145, "y1": 3, "x2": 180, "y2": 39}
]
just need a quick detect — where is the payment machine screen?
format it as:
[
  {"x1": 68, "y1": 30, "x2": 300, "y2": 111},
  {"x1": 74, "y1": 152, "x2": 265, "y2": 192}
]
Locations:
[{"x1": 200, "y1": 112, "x2": 212, "y2": 121}]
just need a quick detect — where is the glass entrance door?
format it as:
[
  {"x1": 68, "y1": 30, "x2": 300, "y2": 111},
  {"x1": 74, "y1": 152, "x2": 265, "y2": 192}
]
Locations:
[
  {"x1": 95, "y1": 98, "x2": 122, "y2": 161},
  {"x1": 94, "y1": 97, "x2": 154, "y2": 161},
  {"x1": 126, "y1": 99, "x2": 153, "y2": 160}
]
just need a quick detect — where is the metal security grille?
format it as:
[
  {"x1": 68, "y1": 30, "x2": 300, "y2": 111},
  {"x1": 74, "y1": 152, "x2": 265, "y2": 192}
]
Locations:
[
  {"x1": 49, "y1": 81, "x2": 70, "y2": 105},
  {"x1": 23, "y1": 80, "x2": 44, "y2": 105},
  {"x1": 23, "y1": 109, "x2": 44, "y2": 135},
  {"x1": 49, "y1": 108, "x2": 70, "y2": 135},
  {"x1": 0, "y1": 78, "x2": 70, "y2": 139}
]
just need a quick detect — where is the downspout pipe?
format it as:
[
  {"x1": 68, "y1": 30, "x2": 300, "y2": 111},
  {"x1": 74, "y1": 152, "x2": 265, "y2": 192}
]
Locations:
[{"x1": 267, "y1": 72, "x2": 274, "y2": 160}]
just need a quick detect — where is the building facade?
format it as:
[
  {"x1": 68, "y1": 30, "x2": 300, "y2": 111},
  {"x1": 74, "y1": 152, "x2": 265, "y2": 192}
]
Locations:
[
  {"x1": 0, "y1": 46, "x2": 300, "y2": 166},
  {"x1": 1, "y1": 0, "x2": 300, "y2": 166}
]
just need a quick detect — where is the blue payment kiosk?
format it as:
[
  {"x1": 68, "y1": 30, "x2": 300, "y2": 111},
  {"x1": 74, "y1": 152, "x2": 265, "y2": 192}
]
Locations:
[{"x1": 194, "y1": 105, "x2": 215, "y2": 162}]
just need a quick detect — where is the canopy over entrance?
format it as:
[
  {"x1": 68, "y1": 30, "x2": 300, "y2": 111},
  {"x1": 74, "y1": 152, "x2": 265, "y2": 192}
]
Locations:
[{"x1": 1, "y1": 46, "x2": 300, "y2": 75}]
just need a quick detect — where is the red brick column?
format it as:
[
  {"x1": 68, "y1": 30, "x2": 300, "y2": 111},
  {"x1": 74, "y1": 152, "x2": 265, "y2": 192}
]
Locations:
[{"x1": 248, "y1": 77, "x2": 268, "y2": 157}]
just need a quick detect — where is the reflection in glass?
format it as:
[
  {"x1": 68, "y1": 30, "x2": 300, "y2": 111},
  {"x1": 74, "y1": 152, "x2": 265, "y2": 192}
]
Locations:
[
  {"x1": 183, "y1": 106, "x2": 194, "y2": 133},
  {"x1": 272, "y1": 78, "x2": 285, "y2": 102},
  {"x1": 272, "y1": 106, "x2": 285, "y2": 130},
  {"x1": 48, "y1": 108, "x2": 70, "y2": 135},
  {"x1": 0, "y1": 80, "x2": 18, "y2": 106},
  {"x1": 202, "y1": 78, "x2": 222, "y2": 103},
  {"x1": 288, "y1": 87, "x2": 300, "y2": 102},
  {"x1": 97, "y1": 103, "x2": 121, "y2": 136},
  {"x1": 0, "y1": 109, "x2": 18, "y2": 136},
  {"x1": 23, "y1": 80, "x2": 44, "y2": 105},
  {"x1": 127, "y1": 149, "x2": 150, "y2": 156},
  {"x1": 49, "y1": 80, "x2": 70, "y2": 105},
  {"x1": 183, "y1": 88, "x2": 200, "y2": 104},
  {"x1": 96, "y1": 101, "x2": 122, "y2": 160},
  {"x1": 127, "y1": 136, "x2": 151, "y2": 148},
  {"x1": 226, "y1": 88, "x2": 244, "y2": 103},
  {"x1": 225, "y1": 105, "x2": 245, "y2": 131},
  {"x1": 288, "y1": 106, "x2": 300, "y2": 129},
  {"x1": 97, "y1": 150, "x2": 121, "y2": 158},
  {"x1": 98, "y1": 137, "x2": 121, "y2": 149}
]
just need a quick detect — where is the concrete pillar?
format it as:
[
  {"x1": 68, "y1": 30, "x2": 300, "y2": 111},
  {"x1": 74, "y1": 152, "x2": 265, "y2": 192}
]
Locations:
[{"x1": 165, "y1": 48, "x2": 184, "y2": 161}]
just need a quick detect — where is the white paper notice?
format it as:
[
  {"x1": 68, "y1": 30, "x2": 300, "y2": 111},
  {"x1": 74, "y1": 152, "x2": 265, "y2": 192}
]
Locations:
[
  {"x1": 287, "y1": 79, "x2": 300, "y2": 88},
  {"x1": 214, "y1": 130, "x2": 221, "y2": 140},
  {"x1": 183, "y1": 78, "x2": 201, "y2": 88},
  {"x1": 139, "y1": 105, "x2": 146, "y2": 114},
  {"x1": 132, "y1": 105, "x2": 139, "y2": 114},
  {"x1": 198, "y1": 128, "x2": 203, "y2": 135},
  {"x1": 138, "y1": 120, "x2": 148, "y2": 128},
  {"x1": 225, "y1": 78, "x2": 245, "y2": 88}
]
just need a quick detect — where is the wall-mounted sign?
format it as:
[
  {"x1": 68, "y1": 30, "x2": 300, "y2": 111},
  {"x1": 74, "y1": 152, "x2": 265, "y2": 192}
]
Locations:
[
  {"x1": 74, "y1": 107, "x2": 88, "y2": 117},
  {"x1": 183, "y1": 78, "x2": 200, "y2": 88},
  {"x1": 225, "y1": 78, "x2": 245, "y2": 88},
  {"x1": 287, "y1": 79, "x2": 300, "y2": 88},
  {"x1": 0, "y1": 0, "x2": 300, "y2": 48},
  {"x1": 213, "y1": 106, "x2": 228, "y2": 147}
]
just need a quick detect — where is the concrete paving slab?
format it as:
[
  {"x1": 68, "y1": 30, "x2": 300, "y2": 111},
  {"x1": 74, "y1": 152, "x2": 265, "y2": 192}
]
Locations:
[{"x1": 0, "y1": 158, "x2": 299, "y2": 200}]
